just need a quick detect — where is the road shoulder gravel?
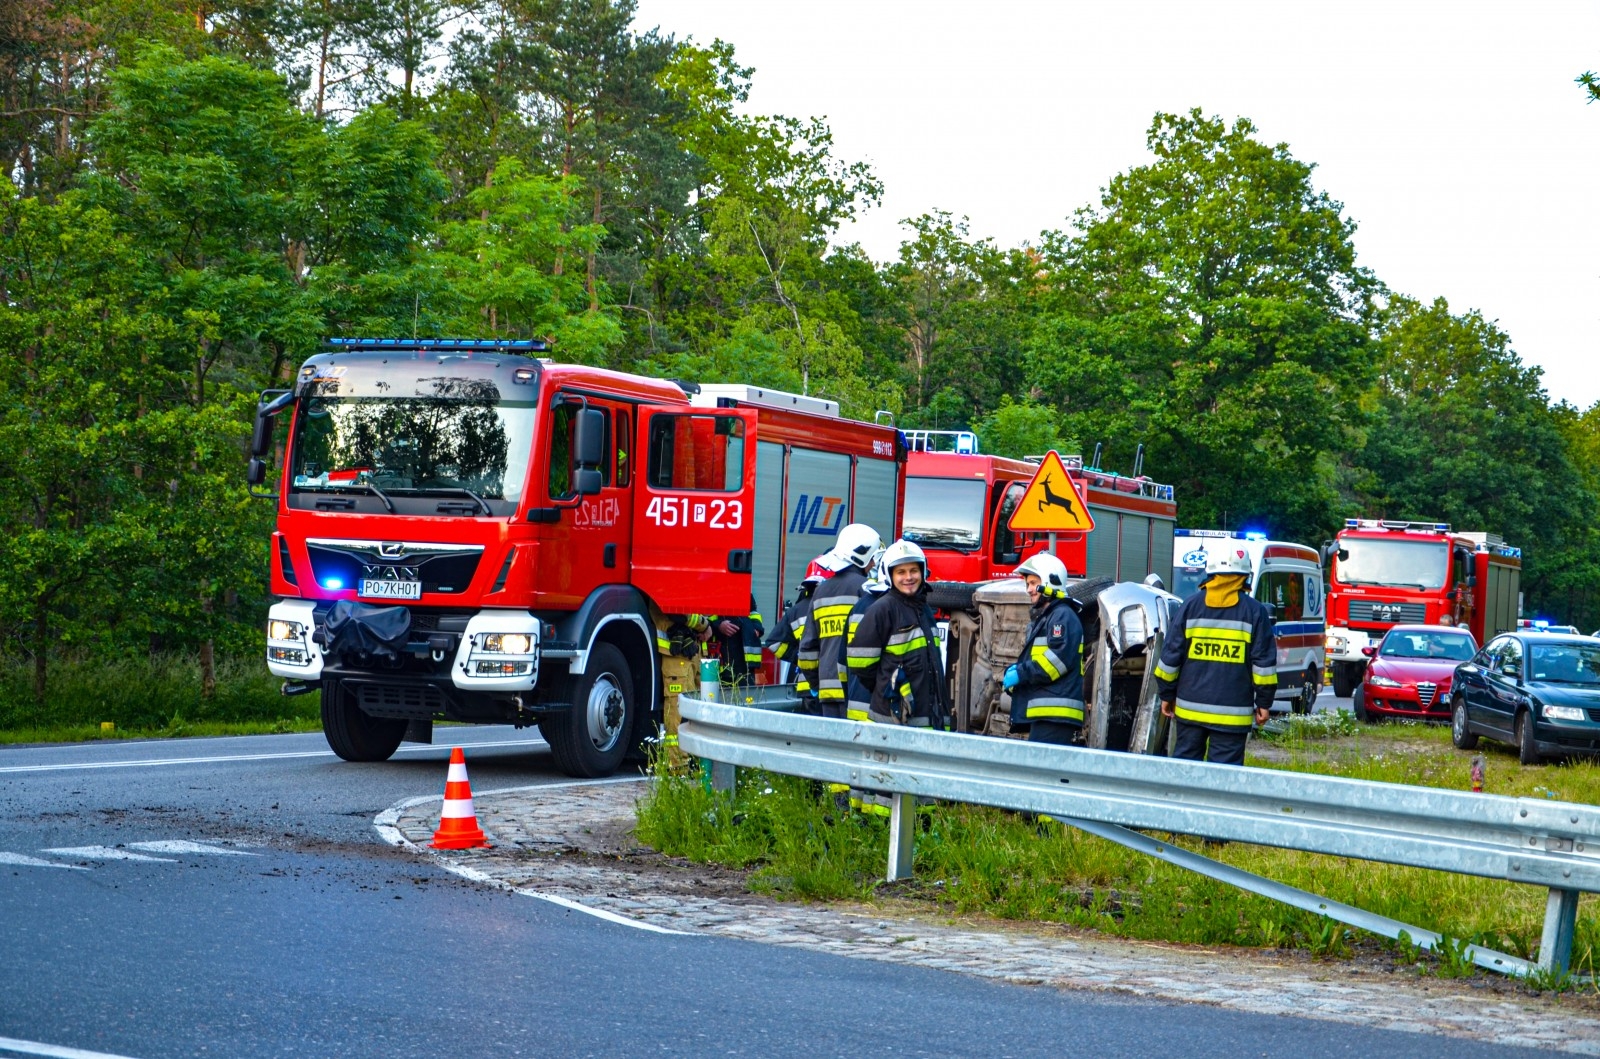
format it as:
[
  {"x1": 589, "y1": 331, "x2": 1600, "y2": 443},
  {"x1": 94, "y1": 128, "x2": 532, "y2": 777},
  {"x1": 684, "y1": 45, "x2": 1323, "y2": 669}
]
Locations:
[{"x1": 385, "y1": 777, "x2": 1600, "y2": 1055}]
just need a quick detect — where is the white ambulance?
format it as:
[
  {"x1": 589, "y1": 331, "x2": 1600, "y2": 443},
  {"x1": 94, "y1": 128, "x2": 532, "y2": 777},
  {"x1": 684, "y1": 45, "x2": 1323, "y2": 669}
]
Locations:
[{"x1": 1171, "y1": 530, "x2": 1326, "y2": 713}]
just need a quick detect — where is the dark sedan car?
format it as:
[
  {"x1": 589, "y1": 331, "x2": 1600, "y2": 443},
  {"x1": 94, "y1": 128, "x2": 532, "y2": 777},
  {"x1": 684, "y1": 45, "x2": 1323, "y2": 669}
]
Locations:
[
  {"x1": 1451, "y1": 631, "x2": 1600, "y2": 764},
  {"x1": 1353, "y1": 624, "x2": 1477, "y2": 722}
]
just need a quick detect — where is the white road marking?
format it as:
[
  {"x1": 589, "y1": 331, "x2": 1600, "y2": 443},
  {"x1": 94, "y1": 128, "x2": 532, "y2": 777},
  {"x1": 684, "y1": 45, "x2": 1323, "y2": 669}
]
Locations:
[
  {"x1": 41, "y1": 847, "x2": 175, "y2": 863},
  {"x1": 372, "y1": 776, "x2": 688, "y2": 935},
  {"x1": 0, "y1": 853, "x2": 89, "y2": 872},
  {"x1": 0, "y1": 738, "x2": 548, "y2": 775},
  {"x1": 126, "y1": 841, "x2": 259, "y2": 857},
  {"x1": 0, "y1": 1036, "x2": 144, "y2": 1059}
]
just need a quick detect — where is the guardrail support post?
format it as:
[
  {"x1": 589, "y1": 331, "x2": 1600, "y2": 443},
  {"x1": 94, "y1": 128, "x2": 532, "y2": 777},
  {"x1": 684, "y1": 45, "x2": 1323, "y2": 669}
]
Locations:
[
  {"x1": 1540, "y1": 887, "x2": 1579, "y2": 975},
  {"x1": 710, "y1": 760, "x2": 737, "y2": 795},
  {"x1": 887, "y1": 793, "x2": 916, "y2": 881}
]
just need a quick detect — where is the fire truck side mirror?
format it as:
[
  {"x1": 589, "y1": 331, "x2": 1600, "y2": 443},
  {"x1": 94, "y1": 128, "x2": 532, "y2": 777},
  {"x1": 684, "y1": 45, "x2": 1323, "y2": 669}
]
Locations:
[
  {"x1": 573, "y1": 468, "x2": 603, "y2": 496},
  {"x1": 574, "y1": 408, "x2": 606, "y2": 469},
  {"x1": 250, "y1": 390, "x2": 294, "y2": 457},
  {"x1": 246, "y1": 458, "x2": 268, "y2": 486}
]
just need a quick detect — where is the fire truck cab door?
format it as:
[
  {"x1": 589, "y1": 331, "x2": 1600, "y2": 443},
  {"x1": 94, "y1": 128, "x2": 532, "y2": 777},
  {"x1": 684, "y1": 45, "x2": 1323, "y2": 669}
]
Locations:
[{"x1": 632, "y1": 407, "x2": 758, "y2": 616}]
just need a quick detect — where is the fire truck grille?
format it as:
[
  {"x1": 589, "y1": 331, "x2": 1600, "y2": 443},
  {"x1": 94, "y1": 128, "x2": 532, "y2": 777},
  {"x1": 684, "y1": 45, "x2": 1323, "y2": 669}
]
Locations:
[
  {"x1": 1416, "y1": 682, "x2": 1438, "y2": 709},
  {"x1": 1347, "y1": 600, "x2": 1427, "y2": 624},
  {"x1": 355, "y1": 682, "x2": 446, "y2": 718}
]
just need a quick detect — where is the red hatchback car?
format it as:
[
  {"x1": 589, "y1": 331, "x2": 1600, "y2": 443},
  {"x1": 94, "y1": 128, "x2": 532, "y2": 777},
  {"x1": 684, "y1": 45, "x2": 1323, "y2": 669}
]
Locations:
[{"x1": 1354, "y1": 624, "x2": 1479, "y2": 722}]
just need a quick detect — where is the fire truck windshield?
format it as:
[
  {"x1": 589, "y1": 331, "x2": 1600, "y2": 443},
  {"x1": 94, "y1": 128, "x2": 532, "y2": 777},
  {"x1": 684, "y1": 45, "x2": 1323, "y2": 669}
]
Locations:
[
  {"x1": 1337, "y1": 538, "x2": 1449, "y2": 591},
  {"x1": 290, "y1": 388, "x2": 535, "y2": 503},
  {"x1": 902, "y1": 477, "x2": 986, "y2": 551}
]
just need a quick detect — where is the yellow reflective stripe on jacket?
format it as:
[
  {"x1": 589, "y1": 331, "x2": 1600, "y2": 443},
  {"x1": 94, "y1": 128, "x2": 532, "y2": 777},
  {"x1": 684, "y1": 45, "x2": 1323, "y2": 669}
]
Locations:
[
  {"x1": 1252, "y1": 665, "x2": 1278, "y2": 686},
  {"x1": 1028, "y1": 636, "x2": 1070, "y2": 681},
  {"x1": 846, "y1": 645, "x2": 881, "y2": 669},
  {"x1": 1154, "y1": 661, "x2": 1180, "y2": 682},
  {"x1": 1026, "y1": 698, "x2": 1085, "y2": 722},
  {"x1": 1174, "y1": 697, "x2": 1254, "y2": 727},
  {"x1": 884, "y1": 634, "x2": 929, "y2": 656},
  {"x1": 656, "y1": 632, "x2": 671, "y2": 653},
  {"x1": 1185, "y1": 619, "x2": 1252, "y2": 638},
  {"x1": 846, "y1": 708, "x2": 870, "y2": 722}
]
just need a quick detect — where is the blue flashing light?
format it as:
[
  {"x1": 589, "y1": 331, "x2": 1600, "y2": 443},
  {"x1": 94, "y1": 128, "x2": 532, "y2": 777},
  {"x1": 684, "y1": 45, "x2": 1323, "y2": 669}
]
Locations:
[
  {"x1": 1243, "y1": 531, "x2": 1268, "y2": 542},
  {"x1": 322, "y1": 578, "x2": 344, "y2": 590}
]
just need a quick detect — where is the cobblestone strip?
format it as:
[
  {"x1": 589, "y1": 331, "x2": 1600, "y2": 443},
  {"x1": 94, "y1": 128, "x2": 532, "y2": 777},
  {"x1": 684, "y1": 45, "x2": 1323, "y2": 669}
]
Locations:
[{"x1": 391, "y1": 779, "x2": 1600, "y2": 1055}]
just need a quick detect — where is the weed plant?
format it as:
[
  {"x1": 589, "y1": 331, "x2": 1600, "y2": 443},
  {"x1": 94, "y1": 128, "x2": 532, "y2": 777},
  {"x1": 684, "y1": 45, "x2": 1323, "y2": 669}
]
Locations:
[
  {"x1": 0, "y1": 653, "x2": 314, "y2": 740},
  {"x1": 638, "y1": 720, "x2": 1600, "y2": 974}
]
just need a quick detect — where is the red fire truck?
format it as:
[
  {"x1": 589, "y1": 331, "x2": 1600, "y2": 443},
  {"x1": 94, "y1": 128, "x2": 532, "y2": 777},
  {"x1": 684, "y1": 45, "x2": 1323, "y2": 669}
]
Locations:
[
  {"x1": 1322, "y1": 519, "x2": 1522, "y2": 697},
  {"x1": 900, "y1": 432, "x2": 1178, "y2": 596},
  {"x1": 249, "y1": 339, "x2": 904, "y2": 776}
]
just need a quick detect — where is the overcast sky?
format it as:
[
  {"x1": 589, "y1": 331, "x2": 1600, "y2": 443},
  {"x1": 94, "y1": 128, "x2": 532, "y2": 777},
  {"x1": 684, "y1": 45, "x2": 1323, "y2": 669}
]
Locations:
[{"x1": 632, "y1": 0, "x2": 1600, "y2": 408}]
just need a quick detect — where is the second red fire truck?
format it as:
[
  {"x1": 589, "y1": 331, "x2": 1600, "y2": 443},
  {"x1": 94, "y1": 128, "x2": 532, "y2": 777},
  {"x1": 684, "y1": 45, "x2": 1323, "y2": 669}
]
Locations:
[{"x1": 899, "y1": 431, "x2": 1178, "y2": 596}]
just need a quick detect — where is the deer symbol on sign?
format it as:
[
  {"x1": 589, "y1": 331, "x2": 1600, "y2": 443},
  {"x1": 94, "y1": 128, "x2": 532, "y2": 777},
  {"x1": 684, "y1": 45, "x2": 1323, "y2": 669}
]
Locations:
[{"x1": 1037, "y1": 473, "x2": 1077, "y2": 519}]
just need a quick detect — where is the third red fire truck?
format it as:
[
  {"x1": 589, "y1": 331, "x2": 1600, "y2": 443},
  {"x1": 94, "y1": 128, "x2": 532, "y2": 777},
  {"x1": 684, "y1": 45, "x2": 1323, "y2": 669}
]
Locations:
[{"x1": 1322, "y1": 519, "x2": 1522, "y2": 697}]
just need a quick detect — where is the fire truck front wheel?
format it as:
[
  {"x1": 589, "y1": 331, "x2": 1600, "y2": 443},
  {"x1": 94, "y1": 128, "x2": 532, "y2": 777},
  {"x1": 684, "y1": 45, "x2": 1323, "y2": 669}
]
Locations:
[
  {"x1": 543, "y1": 642, "x2": 635, "y2": 778},
  {"x1": 1330, "y1": 661, "x2": 1362, "y2": 699},
  {"x1": 320, "y1": 682, "x2": 406, "y2": 762}
]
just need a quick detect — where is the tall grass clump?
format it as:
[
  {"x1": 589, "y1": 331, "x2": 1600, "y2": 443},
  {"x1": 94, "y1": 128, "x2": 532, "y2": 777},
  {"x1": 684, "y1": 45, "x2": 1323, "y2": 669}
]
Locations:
[{"x1": 0, "y1": 653, "x2": 311, "y2": 739}]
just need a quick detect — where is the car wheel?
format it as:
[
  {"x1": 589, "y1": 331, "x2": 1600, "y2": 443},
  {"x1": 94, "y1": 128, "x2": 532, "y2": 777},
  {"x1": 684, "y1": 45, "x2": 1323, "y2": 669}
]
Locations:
[
  {"x1": 926, "y1": 581, "x2": 980, "y2": 613},
  {"x1": 1517, "y1": 709, "x2": 1542, "y2": 766},
  {"x1": 1451, "y1": 695, "x2": 1478, "y2": 750},
  {"x1": 1351, "y1": 685, "x2": 1370, "y2": 723},
  {"x1": 543, "y1": 642, "x2": 635, "y2": 778},
  {"x1": 320, "y1": 681, "x2": 406, "y2": 762},
  {"x1": 1331, "y1": 662, "x2": 1357, "y2": 699}
]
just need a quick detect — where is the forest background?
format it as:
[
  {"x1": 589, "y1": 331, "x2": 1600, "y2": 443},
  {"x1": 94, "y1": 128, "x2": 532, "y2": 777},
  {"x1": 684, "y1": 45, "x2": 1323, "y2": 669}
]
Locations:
[{"x1": 3, "y1": 0, "x2": 1599, "y2": 722}]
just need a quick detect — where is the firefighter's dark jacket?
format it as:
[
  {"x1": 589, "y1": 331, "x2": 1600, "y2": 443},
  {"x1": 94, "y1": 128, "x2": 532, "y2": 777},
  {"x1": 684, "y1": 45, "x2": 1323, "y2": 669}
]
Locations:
[
  {"x1": 765, "y1": 584, "x2": 818, "y2": 696},
  {"x1": 1010, "y1": 596, "x2": 1085, "y2": 726},
  {"x1": 714, "y1": 596, "x2": 765, "y2": 683},
  {"x1": 843, "y1": 584, "x2": 948, "y2": 728},
  {"x1": 1154, "y1": 585, "x2": 1277, "y2": 730},
  {"x1": 798, "y1": 566, "x2": 868, "y2": 703}
]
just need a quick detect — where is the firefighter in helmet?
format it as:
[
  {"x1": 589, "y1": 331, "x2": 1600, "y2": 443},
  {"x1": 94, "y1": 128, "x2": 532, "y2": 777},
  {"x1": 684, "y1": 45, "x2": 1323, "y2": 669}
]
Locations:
[
  {"x1": 1003, "y1": 551, "x2": 1086, "y2": 745},
  {"x1": 1155, "y1": 545, "x2": 1276, "y2": 765},
  {"x1": 843, "y1": 539, "x2": 949, "y2": 813},
  {"x1": 763, "y1": 554, "x2": 840, "y2": 715},
  {"x1": 797, "y1": 523, "x2": 883, "y2": 718}
]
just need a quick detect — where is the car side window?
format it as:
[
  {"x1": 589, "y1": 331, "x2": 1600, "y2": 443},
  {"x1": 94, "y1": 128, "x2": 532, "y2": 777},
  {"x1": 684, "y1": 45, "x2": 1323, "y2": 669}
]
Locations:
[{"x1": 1497, "y1": 639, "x2": 1523, "y2": 675}]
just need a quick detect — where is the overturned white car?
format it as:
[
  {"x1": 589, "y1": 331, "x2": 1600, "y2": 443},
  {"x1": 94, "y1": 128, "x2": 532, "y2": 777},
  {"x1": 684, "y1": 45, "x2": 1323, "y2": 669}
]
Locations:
[{"x1": 943, "y1": 576, "x2": 1183, "y2": 754}]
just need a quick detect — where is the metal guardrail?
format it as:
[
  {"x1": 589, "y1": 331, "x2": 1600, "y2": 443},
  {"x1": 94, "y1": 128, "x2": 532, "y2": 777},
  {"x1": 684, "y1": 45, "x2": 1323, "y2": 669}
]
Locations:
[{"x1": 678, "y1": 697, "x2": 1600, "y2": 977}]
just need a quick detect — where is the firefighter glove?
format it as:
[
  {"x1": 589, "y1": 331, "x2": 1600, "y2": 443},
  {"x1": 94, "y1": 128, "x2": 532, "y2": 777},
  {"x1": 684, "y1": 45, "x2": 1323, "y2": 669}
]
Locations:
[{"x1": 1002, "y1": 665, "x2": 1020, "y2": 691}]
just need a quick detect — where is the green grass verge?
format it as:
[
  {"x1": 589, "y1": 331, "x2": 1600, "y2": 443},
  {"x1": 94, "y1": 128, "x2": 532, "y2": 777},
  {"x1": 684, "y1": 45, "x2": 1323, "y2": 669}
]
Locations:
[
  {"x1": 636, "y1": 714, "x2": 1600, "y2": 983},
  {"x1": 0, "y1": 653, "x2": 319, "y2": 742}
]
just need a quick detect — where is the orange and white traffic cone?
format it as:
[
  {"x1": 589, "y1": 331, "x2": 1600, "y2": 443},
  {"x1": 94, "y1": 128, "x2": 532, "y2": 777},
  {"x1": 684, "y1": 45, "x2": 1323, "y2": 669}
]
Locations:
[{"x1": 431, "y1": 747, "x2": 490, "y2": 850}]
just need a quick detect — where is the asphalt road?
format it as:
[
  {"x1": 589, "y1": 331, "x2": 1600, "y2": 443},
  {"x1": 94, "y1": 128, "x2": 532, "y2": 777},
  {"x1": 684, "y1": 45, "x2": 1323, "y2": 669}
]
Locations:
[{"x1": 0, "y1": 725, "x2": 1549, "y2": 1059}]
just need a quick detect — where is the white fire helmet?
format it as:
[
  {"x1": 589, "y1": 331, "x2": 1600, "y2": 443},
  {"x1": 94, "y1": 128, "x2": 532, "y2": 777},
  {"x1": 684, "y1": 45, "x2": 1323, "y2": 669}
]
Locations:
[
  {"x1": 1014, "y1": 551, "x2": 1069, "y2": 597},
  {"x1": 829, "y1": 523, "x2": 885, "y2": 571},
  {"x1": 879, "y1": 539, "x2": 927, "y2": 583},
  {"x1": 1204, "y1": 546, "x2": 1253, "y2": 577}
]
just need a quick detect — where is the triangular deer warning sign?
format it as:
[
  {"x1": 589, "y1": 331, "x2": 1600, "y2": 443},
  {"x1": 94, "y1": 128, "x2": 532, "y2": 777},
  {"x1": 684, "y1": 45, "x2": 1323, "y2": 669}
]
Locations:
[{"x1": 1009, "y1": 451, "x2": 1095, "y2": 533}]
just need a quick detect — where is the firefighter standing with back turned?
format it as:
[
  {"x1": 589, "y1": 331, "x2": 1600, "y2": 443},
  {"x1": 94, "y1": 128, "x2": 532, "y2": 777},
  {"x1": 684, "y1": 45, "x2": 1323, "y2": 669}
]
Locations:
[
  {"x1": 763, "y1": 554, "x2": 841, "y2": 715},
  {"x1": 797, "y1": 524, "x2": 884, "y2": 718},
  {"x1": 1002, "y1": 551, "x2": 1085, "y2": 745},
  {"x1": 1155, "y1": 546, "x2": 1276, "y2": 765}
]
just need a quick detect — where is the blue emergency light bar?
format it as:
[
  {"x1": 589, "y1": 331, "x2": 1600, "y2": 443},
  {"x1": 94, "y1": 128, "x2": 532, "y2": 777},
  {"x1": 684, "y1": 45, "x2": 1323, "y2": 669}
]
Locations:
[{"x1": 326, "y1": 338, "x2": 550, "y2": 354}]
